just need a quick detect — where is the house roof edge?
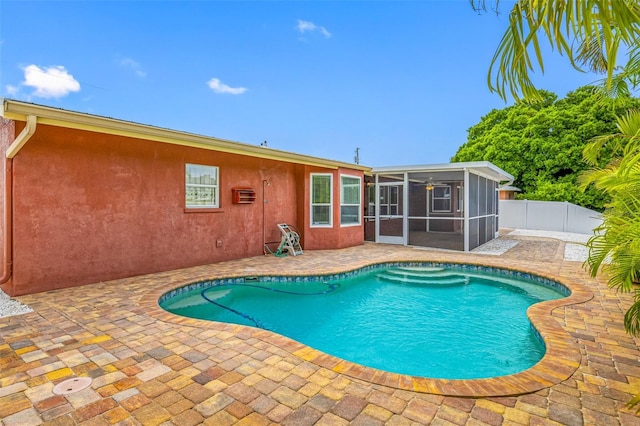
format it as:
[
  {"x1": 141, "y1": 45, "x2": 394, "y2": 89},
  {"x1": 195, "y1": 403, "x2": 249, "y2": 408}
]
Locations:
[
  {"x1": 2, "y1": 98, "x2": 371, "y2": 172},
  {"x1": 370, "y1": 161, "x2": 514, "y2": 182}
]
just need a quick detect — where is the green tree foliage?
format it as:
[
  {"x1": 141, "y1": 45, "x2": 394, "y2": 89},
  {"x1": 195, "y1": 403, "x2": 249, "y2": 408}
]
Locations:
[{"x1": 452, "y1": 86, "x2": 640, "y2": 210}]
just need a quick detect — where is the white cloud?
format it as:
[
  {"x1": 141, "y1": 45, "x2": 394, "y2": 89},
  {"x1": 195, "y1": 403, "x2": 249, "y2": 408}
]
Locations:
[
  {"x1": 206, "y1": 78, "x2": 247, "y2": 95},
  {"x1": 22, "y1": 65, "x2": 80, "y2": 98},
  {"x1": 5, "y1": 85, "x2": 19, "y2": 96},
  {"x1": 120, "y1": 58, "x2": 147, "y2": 78},
  {"x1": 296, "y1": 19, "x2": 332, "y2": 38}
]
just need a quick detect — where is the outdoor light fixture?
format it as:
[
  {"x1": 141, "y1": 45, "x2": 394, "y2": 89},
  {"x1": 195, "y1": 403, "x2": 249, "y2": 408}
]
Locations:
[{"x1": 425, "y1": 177, "x2": 434, "y2": 191}]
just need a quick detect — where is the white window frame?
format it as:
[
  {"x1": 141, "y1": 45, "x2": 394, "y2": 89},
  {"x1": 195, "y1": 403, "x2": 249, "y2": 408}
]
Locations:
[
  {"x1": 340, "y1": 175, "x2": 361, "y2": 226},
  {"x1": 185, "y1": 163, "x2": 219, "y2": 209},
  {"x1": 431, "y1": 184, "x2": 451, "y2": 213},
  {"x1": 310, "y1": 173, "x2": 333, "y2": 227},
  {"x1": 457, "y1": 185, "x2": 464, "y2": 213}
]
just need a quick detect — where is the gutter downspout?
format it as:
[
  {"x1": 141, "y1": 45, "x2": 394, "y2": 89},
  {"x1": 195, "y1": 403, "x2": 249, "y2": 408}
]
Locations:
[{"x1": 0, "y1": 115, "x2": 37, "y2": 285}]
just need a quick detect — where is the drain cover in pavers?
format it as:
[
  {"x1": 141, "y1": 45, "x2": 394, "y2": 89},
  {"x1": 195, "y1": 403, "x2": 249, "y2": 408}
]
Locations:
[{"x1": 53, "y1": 377, "x2": 93, "y2": 395}]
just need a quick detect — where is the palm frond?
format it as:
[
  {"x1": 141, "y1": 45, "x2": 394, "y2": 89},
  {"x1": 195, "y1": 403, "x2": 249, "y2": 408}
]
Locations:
[
  {"x1": 488, "y1": 0, "x2": 640, "y2": 101},
  {"x1": 627, "y1": 392, "x2": 640, "y2": 413},
  {"x1": 616, "y1": 109, "x2": 640, "y2": 138},
  {"x1": 589, "y1": 192, "x2": 640, "y2": 292},
  {"x1": 582, "y1": 109, "x2": 640, "y2": 166},
  {"x1": 576, "y1": 31, "x2": 608, "y2": 74},
  {"x1": 583, "y1": 134, "x2": 623, "y2": 166},
  {"x1": 624, "y1": 292, "x2": 640, "y2": 336},
  {"x1": 592, "y1": 75, "x2": 632, "y2": 99}
]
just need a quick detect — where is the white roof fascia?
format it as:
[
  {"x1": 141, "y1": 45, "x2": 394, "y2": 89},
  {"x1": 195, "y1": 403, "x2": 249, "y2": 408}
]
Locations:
[
  {"x1": 2, "y1": 98, "x2": 371, "y2": 172},
  {"x1": 371, "y1": 161, "x2": 514, "y2": 182}
]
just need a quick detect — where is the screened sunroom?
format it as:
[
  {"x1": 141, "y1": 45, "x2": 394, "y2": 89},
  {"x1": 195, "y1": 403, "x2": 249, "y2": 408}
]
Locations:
[{"x1": 364, "y1": 162, "x2": 514, "y2": 251}]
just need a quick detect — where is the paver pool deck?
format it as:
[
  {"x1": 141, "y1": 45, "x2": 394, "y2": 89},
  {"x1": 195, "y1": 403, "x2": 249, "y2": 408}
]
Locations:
[{"x1": 1, "y1": 234, "x2": 639, "y2": 425}]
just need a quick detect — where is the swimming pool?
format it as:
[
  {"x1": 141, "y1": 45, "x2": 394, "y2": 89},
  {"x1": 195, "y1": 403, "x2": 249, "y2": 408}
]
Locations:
[{"x1": 159, "y1": 263, "x2": 568, "y2": 379}]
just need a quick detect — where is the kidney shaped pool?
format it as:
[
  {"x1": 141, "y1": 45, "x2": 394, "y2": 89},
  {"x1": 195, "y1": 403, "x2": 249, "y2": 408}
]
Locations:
[{"x1": 159, "y1": 263, "x2": 568, "y2": 379}]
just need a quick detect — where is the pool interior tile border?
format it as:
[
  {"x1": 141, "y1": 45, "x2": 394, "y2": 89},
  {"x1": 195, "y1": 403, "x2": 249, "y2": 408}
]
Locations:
[
  {"x1": 140, "y1": 258, "x2": 594, "y2": 398},
  {"x1": 157, "y1": 262, "x2": 572, "y2": 304}
]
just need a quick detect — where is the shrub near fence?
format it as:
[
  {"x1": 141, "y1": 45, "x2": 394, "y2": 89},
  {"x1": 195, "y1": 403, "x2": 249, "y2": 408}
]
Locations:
[{"x1": 499, "y1": 200, "x2": 603, "y2": 235}]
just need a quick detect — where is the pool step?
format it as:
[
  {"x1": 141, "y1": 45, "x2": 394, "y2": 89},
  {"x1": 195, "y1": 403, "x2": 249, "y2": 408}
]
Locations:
[
  {"x1": 163, "y1": 293, "x2": 208, "y2": 309},
  {"x1": 377, "y1": 273, "x2": 468, "y2": 286},
  {"x1": 395, "y1": 266, "x2": 445, "y2": 273},
  {"x1": 165, "y1": 289, "x2": 231, "y2": 309},
  {"x1": 386, "y1": 268, "x2": 458, "y2": 279}
]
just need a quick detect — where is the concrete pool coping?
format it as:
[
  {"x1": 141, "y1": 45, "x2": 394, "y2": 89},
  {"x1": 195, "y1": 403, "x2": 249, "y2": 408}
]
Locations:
[{"x1": 141, "y1": 257, "x2": 594, "y2": 398}]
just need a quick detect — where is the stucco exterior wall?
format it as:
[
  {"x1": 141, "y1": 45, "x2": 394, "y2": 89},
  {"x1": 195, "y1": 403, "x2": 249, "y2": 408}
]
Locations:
[{"x1": 3, "y1": 123, "x2": 364, "y2": 295}]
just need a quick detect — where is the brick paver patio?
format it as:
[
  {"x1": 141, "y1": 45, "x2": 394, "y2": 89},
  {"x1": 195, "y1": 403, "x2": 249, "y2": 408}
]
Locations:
[{"x1": 1, "y1": 234, "x2": 639, "y2": 425}]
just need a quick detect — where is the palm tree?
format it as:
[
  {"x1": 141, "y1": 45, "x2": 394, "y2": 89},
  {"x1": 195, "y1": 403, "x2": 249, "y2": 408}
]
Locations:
[
  {"x1": 580, "y1": 110, "x2": 640, "y2": 334},
  {"x1": 472, "y1": 0, "x2": 640, "y2": 100}
]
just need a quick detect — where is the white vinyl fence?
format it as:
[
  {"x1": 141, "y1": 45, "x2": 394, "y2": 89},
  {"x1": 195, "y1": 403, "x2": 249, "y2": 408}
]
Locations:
[{"x1": 499, "y1": 200, "x2": 603, "y2": 235}]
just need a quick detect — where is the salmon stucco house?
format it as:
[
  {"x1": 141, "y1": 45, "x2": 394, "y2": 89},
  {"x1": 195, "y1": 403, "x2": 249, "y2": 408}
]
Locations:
[{"x1": 0, "y1": 100, "x2": 370, "y2": 296}]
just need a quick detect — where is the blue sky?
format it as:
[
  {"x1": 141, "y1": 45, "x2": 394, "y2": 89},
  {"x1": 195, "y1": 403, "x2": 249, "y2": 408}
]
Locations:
[{"x1": 1, "y1": 1, "x2": 602, "y2": 166}]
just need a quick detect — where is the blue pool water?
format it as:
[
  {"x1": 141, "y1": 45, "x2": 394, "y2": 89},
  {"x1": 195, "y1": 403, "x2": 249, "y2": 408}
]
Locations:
[{"x1": 160, "y1": 265, "x2": 567, "y2": 379}]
